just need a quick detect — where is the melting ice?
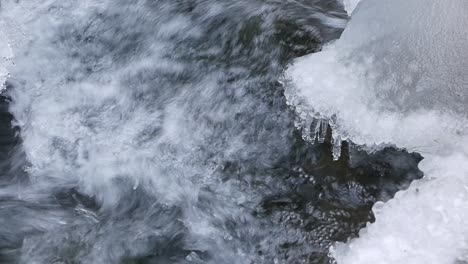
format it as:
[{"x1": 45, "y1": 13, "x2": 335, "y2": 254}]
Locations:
[{"x1": 286, "y1": 0, "x2": 468, "y2": 263}]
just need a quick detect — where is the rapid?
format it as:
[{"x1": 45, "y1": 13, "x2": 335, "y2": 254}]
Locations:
[{"x1": 1, "y1": 0, "x2": 460, "y2": 263}]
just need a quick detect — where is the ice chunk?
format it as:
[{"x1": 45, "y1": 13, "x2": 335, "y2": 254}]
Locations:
[
  {"x1": 286, "y1": 0, "x2": 468, "y2": 151},
  {"x1": 285, "y1": 0, "x2": 468, "y2": 263},
  {"x1": 333, "y1": 151, "x2": 468, "y2": 264},
  {"x1": 0, "y1": 23, "x2": 13, "y2": 90},
  {"x1": 342, "y1": 0, "x2": 362, "y2": 14},
  {"x1": 340, "y1": 0, "x2": 468, "y2": 116}
]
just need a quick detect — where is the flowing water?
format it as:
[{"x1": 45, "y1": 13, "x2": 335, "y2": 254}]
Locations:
[{"x1": 0, "y1": 0, "x2": 462, "y2": 263}]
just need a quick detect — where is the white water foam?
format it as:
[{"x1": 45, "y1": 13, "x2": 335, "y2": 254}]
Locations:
[
  {"x1": 285, "y1": 0, "x2": 468, "y2": 263},
  {"x1": 0, "y1": 0, "x2": 321, "y2": 262}
]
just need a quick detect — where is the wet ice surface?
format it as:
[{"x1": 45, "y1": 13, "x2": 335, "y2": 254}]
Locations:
[
  {"x1": 0, "y1": 24, "x2": 12, "y2": 91},
  {"x1": 340, "y1": 0, "x2": 360, "y2": 13},
  {"x1": 286, "y1": 0, "x2": 468, "y2": 263},
  {"x1": 0, "y1": 0, "x2": 425, "y2": 263}
]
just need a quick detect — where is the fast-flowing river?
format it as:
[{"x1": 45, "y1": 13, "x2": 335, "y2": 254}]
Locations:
[{"x1": 0, "y1": 0, "x2": 465, "y2": 263}]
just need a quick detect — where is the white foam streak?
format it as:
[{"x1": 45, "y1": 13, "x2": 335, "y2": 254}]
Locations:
[{"x1": 1, "y1": 1, "x2": 301, "y2": 261}]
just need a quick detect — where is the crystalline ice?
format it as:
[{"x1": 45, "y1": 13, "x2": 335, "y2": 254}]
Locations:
[{"x1": 286, "y1": 0, "x2": 468, "y2": 263}]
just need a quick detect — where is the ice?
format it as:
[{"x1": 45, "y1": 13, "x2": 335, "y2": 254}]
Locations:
[
  {"x1": 0, "y1": 22, "x2": 13, "y2": 90},
  {"x1": 341, "y1": 0, "x2": 361, "y2": 14},
  {"x1": 285, "y1": 0, "x2": 468, "y2": 263},
  {"x1": 333, "y1": 151, "x2": 468, "y2": 264}
]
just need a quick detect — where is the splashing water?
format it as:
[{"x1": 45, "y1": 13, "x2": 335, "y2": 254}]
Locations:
[
  {"x1": 0, "y1": 0, "x2": 431, "y2": 263},
  {"x1": 286, "y1": 0, "x2": 468, "y2": 263},
  {"x1": 0, "y1": 0, "x2": 362, "y2": 263}
]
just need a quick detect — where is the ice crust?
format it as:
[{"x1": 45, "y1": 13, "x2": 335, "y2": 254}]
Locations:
[
  {"x1": 0, "y1": 23, "x2": 13, "y2": 90},
  {"x1": 341, "y1": 0, "x2": 361, "y2": 14},
  {"x1": 286, "y1": 0, "x2": 468, "y2": 263}
]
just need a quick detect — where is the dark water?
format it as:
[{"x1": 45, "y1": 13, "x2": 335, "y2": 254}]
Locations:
[{"x1": 0, "y1": 1, "x2": 422, "y2": 263}]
